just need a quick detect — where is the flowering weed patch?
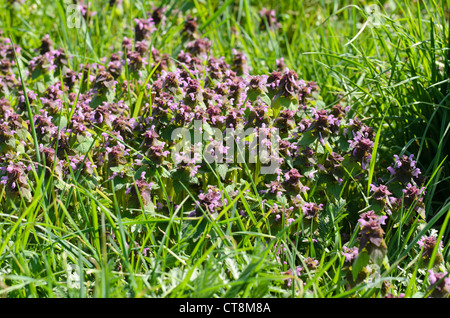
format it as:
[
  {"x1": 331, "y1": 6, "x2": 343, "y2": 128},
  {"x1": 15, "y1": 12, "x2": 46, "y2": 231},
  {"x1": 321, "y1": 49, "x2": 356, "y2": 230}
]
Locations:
[{"x1": 0, "y1": 0, "x2": 449, "y2": 298}]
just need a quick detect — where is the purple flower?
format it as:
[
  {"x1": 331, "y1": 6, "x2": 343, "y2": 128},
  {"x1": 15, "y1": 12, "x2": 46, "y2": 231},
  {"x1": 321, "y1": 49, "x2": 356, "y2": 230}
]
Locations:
[
  {"x1": 347, "y1": 117, "x2": 374, "y2": 140},
  {"x1": 304, "y1": 257, "x2": 319, "y2": 270},
  {"x1": 150, "y1": 6, "x2": 167, "y2": 26},
  {"x1": 266, "y1": 71, "x2": 282, "y2": 94},
  {"x1": 147, "y1": 141, "x2": 170, "y2": 163},
  {"x1": 187, "y1": 38, "x2": 211, "y2": 58},
  {"x1": 107, "y1": 54, "x2": 123, "y2": 78},
  {"x1": 63, "y1": 70, "x2": 80, "y2": 90},
  {"x1": 278, "y1": 139, "x2": 296, "y2": 158},
  {"x1": 173, "y1": 148, "x2": 201, "y2": 177},
  {"x1": 206, "y1": 56, "x2": 229, "y2": 81},
  {"x1": 142, "y1": 246, "x2": 150, "y2": 257},
  {"x1": 122, "y1": 37, "x2": 133, "y2": 52},
  {"x1": 184, "y1": 78, "x2": 203, "y2": 106},
  {"x1": 28, "y1": 50, "x2": 59, "y2": 74},
  {"x1": 369, "y1": 183, "x2": 396, "y2": 214},
  {"x1": 282, "y1": 266, "x2": 303, "y2": 288},
  {"x1": 112, "y1": 116, "x2": 135, "y2": 140},
  {"x1": 246, "y1": 99, "x2": 270, "y2": 127},
  {"x1": 38, "y1": 34, "x2": 52, "y2": 55},
  {"x1": 270, "y1": 203, "x2": 295, "y2": 227},
  {"x1": 310, "y1": 108, "x2": 340, "y2": 135},
  {"x1": 417, "y1": 235, "x2": 443, "y2": 266},
  {"x1": 283, "y1": 168, "x2": 309, "y2": 193},
  {"x1": 358, "y1": 210, "x2": 387, "y2": 227},
  {"x1": 390, "y1": 182, "x2": 427, "y2": 218},
  {"x1": 231, "y1": 49, "x2": 248, "y2": 76},
  {"x1": 370, "y1": 184, "x2": 392, "y2": 199},
  {"x1": 195, "y1": 185, "x2": 226, "y2": 215},
  {"x1": 428, "y1": 270, "x2": 450, "y2": 298},
  {"x1": 387, "y1": 154, "x2": 422, "y2": 184},
  {"x1": 17, "y1": 89, "x2": 38, "y2": 113},
  {"x1": 247, "y1": 75, "x2": 268, "y2": 94},
  {"x1": 301, "y1": 202, "x2": 323, "y2": 220},
  {"x1": 331, "y1": 104, "x2": 348, "y2": 119},
  {"x1": 342, "y1": 246, "x2": 359, "y2": 264},
  {"x1": 276, "y1": 57, "x2": 287, "y2": 72},
  {"x1": 51, "y1": 48, "x2": 68, "y2": 68},
  {"x1": 278, "y1": 69, "x2": 301, "y2": 98},
  {"x1": 152, "y1": 48, "x2": 171, "y2": 72},
  {"x1": 348, "y1": 130, "x2": 374, "y2": 169},
  {"x1": 34, "y1": 110, "x2": 57, "y2": 139},
  {"x1": 125, "y1": 172, "x2": 154, "y2": 206},
  {"x1": 182, "y1": 15, "x2": 197, "y2": 37},
  {"x1": 39, "y1": 144, "x2": 59, "y2": 169},
  {"x1": 324, "y1": 151, "x2": 344, "y2": 171},
  {"x1": 275, "y1": 242, "x2": 288, "y2": 263},
  {"x1": 0, "y1": 162, "x2": 29, "y2": 193},
  {"x1": 0, "y1": 39, "x2": 21, "y2": 62},
  {"x1": 90, "y1": 103, "x2": 113, "y2": 126},
  {"x1": 51, "y1": 130, "x2": 71, "y2": 158},
  {"x1": 0, "y1": 59, "x2": 13, "y2": 75},
  {"x1": 259, "y1": 8, "x2": 281, "y2": 30},
  {"x1": 264, "y1": 180, "x2": 285, "y2": 198},
  {"x1": 402, "y1": 182, "x2": 426, "y2": 207},
  {"x1": 0, "y1": 97, "x2": 12, "y2": 117},
  {"x1": 134, "y1": 17, "x2": 156, "y2": 42},
  {"x1": 126, "y1": 50, "x2": 147, "y2": 73},
  {"x1": 106, "y1": 145, "x2": 129, "y2": 166},
  {"x1": 357, "y1": 210, "x2": 388, "y2": 257},
  {"x1": 66, "y1": 154, "x2": 97, "y2": 175},
  {"x1": 0, "y1": 121, "x2": 16, "y2": 144},
  {"x1": 135, "y1": 41, "x2": 148, "y2": 56},
  {"x1": 93, "y1": 71, "x2": 116, "y2": 93},
  {"x1": 274, "y1": 109, "x2": 296, "y2": 133}
]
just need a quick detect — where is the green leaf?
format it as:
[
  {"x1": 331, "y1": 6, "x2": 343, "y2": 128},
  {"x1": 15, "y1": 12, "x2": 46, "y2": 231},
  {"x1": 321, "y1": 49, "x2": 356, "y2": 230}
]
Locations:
[
  {"x1": 297, "y1": 131, "x2": 317, "y2": 146},
  {"x1": 5, "y1": 137, "x2": 15, "y2": 148},
  {"x1": 224, "y1": 256, "x2": 240, "y2": 280},
  {"x1": 54, "y1": 114, "x2": 68, "y2": 129},
  {"x1": 74, "y1": 134, "x2": 95, "y2": 154},
  {"x1": 217, "y1": 163, "x2": 228, "y2": 180},
  {"x1": 19, "y1": 187, "x2": 33, "y2": 202},
  {"x1": 113, "y1": 177, "x2": 128, "y2": 191},
  {"x1": 15, "y1": 128, "x2": 30, "y2": 141},
  {"x1": 260, "y1": 93, "x2": 272, "y2": 106},
  {"x1": 202, "y1": 121, "x2": 214, "y2": 136},
  {"x1": 143, "y1": 199, "x2": 155, "y2": 214},
  {"x1": 352, "y1": 250, "x2": 369, "y2": 281},
  {"x1": 247, "y1": 89, "x2": 261, "y2": 102},
  {"x1": 341, "y1": 155, "x2": 362, "y2": 176},
  {"x1": 314, "y1": 99, "x2": 326, "y2": 109},
  {"x1": 252, "y1": 279, "x2": 270, "y2": 298},
  {"x1": 279, "y1": 96, "x2": 298, "y2": 111},
  {"x1": 327, "y1": 182, "x2": 343, "y2": 199}
]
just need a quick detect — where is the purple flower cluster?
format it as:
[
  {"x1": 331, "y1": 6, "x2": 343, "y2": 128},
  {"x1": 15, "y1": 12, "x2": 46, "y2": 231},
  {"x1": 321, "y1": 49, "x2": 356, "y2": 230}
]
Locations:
[
  {"x1": 193, "y1": 185, "x2": 228, "y2": 216},
  {"x1": 0, "y1": 161, "x2": 29, "y2": 193},
  {"x1": 28, "y1": 35, "x2": 68, "y2": 76},
  {"x1": 417, "y1": 235, "x2": 444, "y2": 267},
  {"x1": 259, "y1": 8, "x2": 281, "y2": 30},
  {"x1": 357, "y1": 210, "x2": 388, "y2": 261},
  {"x1": 0, "y1": 7, "x2": 434, "y2": 295},
  {"x1": 428, "y1": 270, "x2": 450, "y2": 298},
  {"x1": 388, "y1": 154, "x2": 422, "y2": 184},
  {"x1": 348, "y1": 130, "x2": 374, "y2": 170},
  {"x1": 342, "y1": 246, "x2": 359, "y2": 264},
  {"x1": 301, "y1": 202, "x2": 323, "y2": 221}
]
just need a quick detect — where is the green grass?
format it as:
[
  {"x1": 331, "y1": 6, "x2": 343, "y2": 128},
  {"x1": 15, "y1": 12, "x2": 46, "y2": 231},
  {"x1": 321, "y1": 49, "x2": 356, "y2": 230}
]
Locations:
[{"x1": 0, "y1": 0, "x2": 449, "y2": 298}]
